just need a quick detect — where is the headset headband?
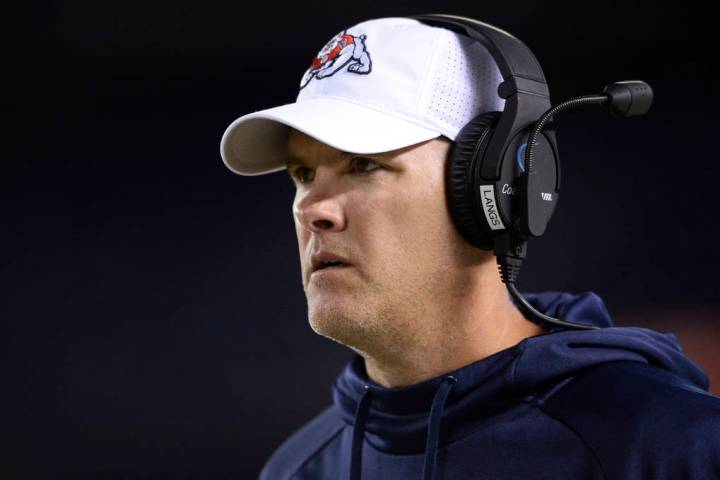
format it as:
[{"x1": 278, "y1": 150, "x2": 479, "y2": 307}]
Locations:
[
  {"x1": 411, "y1": 14, "x2": 546, "y2": 85},
  {"x1": 410, "y1": 14, "x2": 552, "y2": 181}
]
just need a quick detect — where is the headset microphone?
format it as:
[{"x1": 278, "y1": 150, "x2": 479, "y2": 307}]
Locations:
[{"x1": 499, "y1": 80, "x2": 654, "y2": 331}]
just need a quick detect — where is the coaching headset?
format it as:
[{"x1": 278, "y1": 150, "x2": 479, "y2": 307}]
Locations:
[{"x1": 409, "y1": 14, "x2": 653, "y2": 332}]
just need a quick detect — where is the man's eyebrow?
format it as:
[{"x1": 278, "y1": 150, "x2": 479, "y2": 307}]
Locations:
[
  {"x1": 285, "y1": 151, "x2": 385, "y2": 168},
  {"x1": 285, "y1": 155, "x2": 310, "y2": 167}
]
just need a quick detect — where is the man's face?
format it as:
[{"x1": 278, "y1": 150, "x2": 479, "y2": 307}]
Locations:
[{"x1": 287, "y1": 129, "x2": 486, "y2": 355}]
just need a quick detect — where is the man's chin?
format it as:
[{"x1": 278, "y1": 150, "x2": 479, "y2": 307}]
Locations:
[{"x1": 307, "y1": 303, "x2": 370, "y2": 347}]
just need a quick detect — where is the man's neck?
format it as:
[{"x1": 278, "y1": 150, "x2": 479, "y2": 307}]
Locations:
[{"x1": 361, "y1": 288, "x2": 548, "y2": 388}]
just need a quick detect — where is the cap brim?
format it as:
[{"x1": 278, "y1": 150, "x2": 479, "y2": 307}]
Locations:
[{"x1": 220, "y1": 97, "x2": 442, "y2": 176}]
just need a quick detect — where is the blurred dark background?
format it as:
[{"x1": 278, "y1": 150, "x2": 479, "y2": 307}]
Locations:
[{"x1": 2, "y1": 0, "x2": 718, "y2": 478}]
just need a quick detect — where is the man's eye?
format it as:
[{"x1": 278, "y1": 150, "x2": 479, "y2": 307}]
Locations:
[
  {"x1": 350, "y1": 157, "x2": 381, "y2": 173},
  {"x1": 291, "y1": 167, "x2": 314, "y2": 183}
]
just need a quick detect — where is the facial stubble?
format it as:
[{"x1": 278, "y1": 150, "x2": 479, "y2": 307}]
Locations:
[{"x1": 304, "y1": 261, "x2": 433, "y2": 360}]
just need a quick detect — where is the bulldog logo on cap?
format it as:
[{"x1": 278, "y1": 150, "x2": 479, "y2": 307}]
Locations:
[{"x1": 299, "y1": 30, "x2": 373, "y2": 89}]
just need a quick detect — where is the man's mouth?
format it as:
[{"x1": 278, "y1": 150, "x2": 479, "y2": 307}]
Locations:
[
  {"x1": 317, "y1": 261, "x2": 348, "y2": 270},
  {"x1": 309, "y1": 251, "x2": 353, "y2": 275}
]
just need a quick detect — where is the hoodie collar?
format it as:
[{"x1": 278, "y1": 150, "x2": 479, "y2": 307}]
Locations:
[
  {"x1": 332, "y1": 290, "x2": 709, "y2": 455},
  {"x1": 333, "y1": 337, "x2": 527, "y2": 454}
]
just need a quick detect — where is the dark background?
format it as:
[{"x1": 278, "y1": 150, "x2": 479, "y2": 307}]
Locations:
[{"x1": 3, "y1": 1, "x2": 718, "y2": 478}]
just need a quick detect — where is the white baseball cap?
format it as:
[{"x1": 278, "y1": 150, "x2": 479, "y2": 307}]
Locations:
[{"x1": 220, "y1": 17, "x2": 505, "y2": 176}]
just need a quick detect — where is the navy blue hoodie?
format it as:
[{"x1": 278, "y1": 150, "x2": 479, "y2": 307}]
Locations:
[{"x1": 259, "y1": 291, "x2": 720, "y2": 479}]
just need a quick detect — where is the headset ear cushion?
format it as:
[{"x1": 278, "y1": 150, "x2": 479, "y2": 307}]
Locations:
[{"x1": 446, "y1": 111, "x2": 501, "y2": 250}]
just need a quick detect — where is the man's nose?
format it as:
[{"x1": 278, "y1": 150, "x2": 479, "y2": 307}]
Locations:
[{"x1": 294, "y1": 180, "x2": 346, "y2": 233}]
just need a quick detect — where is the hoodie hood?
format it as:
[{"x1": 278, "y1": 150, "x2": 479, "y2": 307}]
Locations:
[{"x1": 331, "y1": 290, "x2": 709, "y2": 479}]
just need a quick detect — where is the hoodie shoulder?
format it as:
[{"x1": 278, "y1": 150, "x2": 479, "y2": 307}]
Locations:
[
  {"x1": 259, "y1": 404, "x2": 345, "y2": 480},
  {"x1": 539, "y1": 360, "x2": 720, "y2": 479}
]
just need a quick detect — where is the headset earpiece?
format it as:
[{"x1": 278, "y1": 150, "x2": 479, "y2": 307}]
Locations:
[
  {"x1": 446, "y1": 111, "x2": 500, "y2": 250},
  {"x1": 448, "y1": 112, "x2": 560, "y2": 250}
]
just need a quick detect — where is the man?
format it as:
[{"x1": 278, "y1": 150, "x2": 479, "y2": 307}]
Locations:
[{"x1": 221, "y1": 16, "x2": 720, "y2": 479}]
